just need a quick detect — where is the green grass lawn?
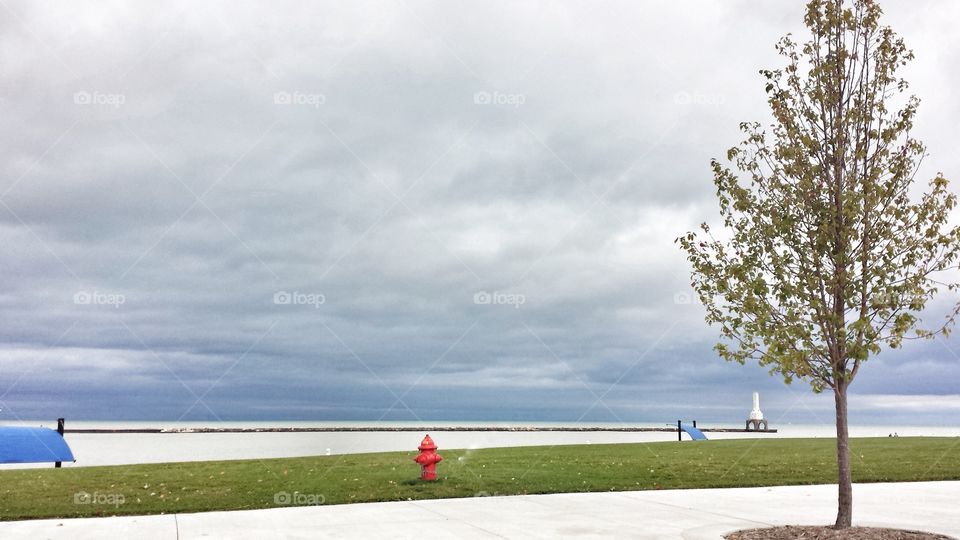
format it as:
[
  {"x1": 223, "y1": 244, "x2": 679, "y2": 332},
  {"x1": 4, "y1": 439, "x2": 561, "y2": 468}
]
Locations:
[{"x1": 1, "y1": 437, "x2": 958, "y2": 521}]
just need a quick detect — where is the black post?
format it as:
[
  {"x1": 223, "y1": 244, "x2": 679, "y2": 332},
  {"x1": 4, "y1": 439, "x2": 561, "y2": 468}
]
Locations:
[
  {"x1": 693, "y1": 420, "x2": 697, "y2": 428},
  {"x1": 55, "y1": 418, "x2": 64, "y2": 468},
  {"x1": 677, "y1": 420, "x2": 682, "y2": 441}
]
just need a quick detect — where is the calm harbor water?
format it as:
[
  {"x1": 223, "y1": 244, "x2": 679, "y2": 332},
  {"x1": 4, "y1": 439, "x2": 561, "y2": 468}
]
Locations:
[{"x1": 4, "y1": 421, "x2": 959, "y2": 469}]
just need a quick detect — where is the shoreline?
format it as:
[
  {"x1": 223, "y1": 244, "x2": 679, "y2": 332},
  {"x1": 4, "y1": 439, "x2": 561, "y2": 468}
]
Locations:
[
  {"x1": 63, "y1": 426, "x2": 778, "y2": 434},
  {"x1": 6, "y1": 423, "x2": 950, "y2": 468}
]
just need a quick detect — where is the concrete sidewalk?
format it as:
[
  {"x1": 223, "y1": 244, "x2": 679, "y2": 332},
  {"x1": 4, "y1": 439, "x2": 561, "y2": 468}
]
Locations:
[{"x1": 1, "y1": 482, "x2": 957, "y2": 539}]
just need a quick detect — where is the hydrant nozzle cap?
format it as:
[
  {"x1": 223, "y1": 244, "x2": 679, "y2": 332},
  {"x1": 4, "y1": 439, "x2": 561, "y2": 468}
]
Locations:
[{"x1": 418, "y1": 434, "x2": 437, "y2": 451}]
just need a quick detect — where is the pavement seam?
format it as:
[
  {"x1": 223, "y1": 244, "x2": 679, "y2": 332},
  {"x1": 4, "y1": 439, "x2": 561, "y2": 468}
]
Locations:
[
  {"x1": 519, "y1": 491, "x2": 750, "y2": 536},
  {"x1": 407, "y1": 500, "x2": 512, "y2": 539},
  {"x1": 610, "y1": 491, "x2": 775, "y2": 528}
]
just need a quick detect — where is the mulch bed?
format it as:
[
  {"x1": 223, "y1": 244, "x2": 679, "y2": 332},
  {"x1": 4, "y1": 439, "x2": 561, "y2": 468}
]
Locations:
[{"x1": 725, "y1": 526, "x2": 955, "y2": 539}]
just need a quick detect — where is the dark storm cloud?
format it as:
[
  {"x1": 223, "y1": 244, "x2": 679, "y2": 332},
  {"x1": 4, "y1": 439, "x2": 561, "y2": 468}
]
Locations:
[{"x1": 1, "y1": 0, "x2": 958, "y2": 423}]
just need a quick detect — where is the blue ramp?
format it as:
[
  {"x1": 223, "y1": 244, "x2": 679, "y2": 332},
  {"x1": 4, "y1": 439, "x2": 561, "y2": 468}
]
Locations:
[
  {"x1": 0, "y1": 427, "x2": 75, "y2": 464},
  {"x1": 680, "y1": 423, "x2": 708, "y2": 441}
]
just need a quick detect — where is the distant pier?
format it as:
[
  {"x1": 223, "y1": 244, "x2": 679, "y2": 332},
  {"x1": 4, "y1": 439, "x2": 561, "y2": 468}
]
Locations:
[{"x1": 63, "y1": 426, "x2": 777, "y2": 434}]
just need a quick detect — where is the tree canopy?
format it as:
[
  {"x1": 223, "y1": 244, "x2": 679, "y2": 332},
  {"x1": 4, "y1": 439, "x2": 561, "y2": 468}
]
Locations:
[{"x1": 678, "y1": 0, "x2": 960, "y2": 395}]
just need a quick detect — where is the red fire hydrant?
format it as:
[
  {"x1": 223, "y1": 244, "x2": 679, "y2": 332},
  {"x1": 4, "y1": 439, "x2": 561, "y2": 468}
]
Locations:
[{"x1": 414, "y1": 434, "x2": 443, "y2": 480}]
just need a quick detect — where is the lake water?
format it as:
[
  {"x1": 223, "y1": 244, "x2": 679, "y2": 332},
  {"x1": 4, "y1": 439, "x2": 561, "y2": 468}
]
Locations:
[{"x1": 3, "y1": 421, "x2": 958, "y2": 469}]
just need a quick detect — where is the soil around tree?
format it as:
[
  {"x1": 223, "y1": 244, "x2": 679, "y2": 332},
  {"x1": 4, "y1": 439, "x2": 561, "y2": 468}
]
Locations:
[{"x1": 725, "y1": 526, "x2": 955, "y2": 539}]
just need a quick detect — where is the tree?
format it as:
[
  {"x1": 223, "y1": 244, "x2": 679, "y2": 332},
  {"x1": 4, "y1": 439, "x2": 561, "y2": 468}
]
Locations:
[{"x1": 677, "y1": 0, "x2": 960, "y2": 529}]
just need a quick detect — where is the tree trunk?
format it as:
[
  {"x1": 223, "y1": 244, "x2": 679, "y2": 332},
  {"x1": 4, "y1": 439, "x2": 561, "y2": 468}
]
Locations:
[{"x1": 834, "y1": 381, "x2": 853, "y2": 528}]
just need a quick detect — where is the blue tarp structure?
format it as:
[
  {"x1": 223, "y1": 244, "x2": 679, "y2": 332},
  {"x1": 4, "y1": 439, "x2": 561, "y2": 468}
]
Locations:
[
  {"x1": 680, "y1": 423, "x2": 708, "y2": 441},
  {"x1": 0, "y1": 426, "x2": 75, "y2": 464}
]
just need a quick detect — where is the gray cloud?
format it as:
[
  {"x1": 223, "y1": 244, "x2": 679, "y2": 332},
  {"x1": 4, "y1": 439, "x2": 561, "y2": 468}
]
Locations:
[{"x1": 1, "y1": 0, "x2": 959, "y2": 424}]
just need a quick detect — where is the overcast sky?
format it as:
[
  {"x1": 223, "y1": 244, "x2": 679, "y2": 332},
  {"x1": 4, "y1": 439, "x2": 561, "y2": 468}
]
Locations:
[{"x1": 1, "y1": 1, "x2": 959, "y2": 425}]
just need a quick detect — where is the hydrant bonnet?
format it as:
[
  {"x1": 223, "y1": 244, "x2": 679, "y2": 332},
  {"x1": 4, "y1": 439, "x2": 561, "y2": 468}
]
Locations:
[{"x1": 418, "y1": 435, "x2": 437, "y2": 451}]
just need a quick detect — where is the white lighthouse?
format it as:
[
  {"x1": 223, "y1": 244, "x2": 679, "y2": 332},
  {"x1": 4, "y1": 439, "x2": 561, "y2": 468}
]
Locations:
[
  {"x1": 746, "y1": 392, "x2": 769, "y2": 430},
  {"x1": 749, "y1": 392, "x2": 764, "y2": 421}
]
